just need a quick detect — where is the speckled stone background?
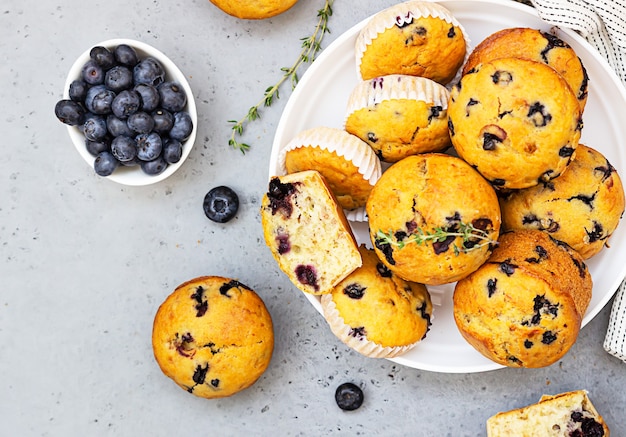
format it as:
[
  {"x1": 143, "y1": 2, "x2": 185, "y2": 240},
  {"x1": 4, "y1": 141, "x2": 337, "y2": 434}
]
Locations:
[{"x1": 2, "y1": 0, "x2": 625, "y2": 435}]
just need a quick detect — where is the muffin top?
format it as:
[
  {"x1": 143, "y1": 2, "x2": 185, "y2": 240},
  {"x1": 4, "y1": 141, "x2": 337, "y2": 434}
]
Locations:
[
  {"x1": 462, "y1": 27, "x2": 588, "y2": 110},
  {"x1": 355, "y1": 0, "x2": 468, "y2": 84},
  {"x1": 453, "y1": 230, "x2": 592, "y2": 368},
  {"x1": 367, "y1": 153, "x2": 501, "y2": 285},
  {"x1": 344, "y1": 74, "x2": 451, "y2": 162},
  {"x1": 321, "y1": 245, "x2": 432, "y2": 357},
  {"x1": 152, "y1": 276, "x2": 274, "y2": 398},
  {"x1": 500, "y1": 144, "x2": 625, "y2": 259},
  {"x1": 448, "y1": 57, "x2": 582, "y2": 189}
]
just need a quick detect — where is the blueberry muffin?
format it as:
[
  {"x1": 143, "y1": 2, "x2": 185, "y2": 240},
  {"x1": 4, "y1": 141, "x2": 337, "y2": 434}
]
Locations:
[
  {"x1": 355, "y1": 0, "x2": 469, "y2": 84},
  {"x1": 321, "y1": 245, "x2": 432, "y2": 358},
  {"x1": 344, "y1": 74, "x2": 451, "y2": 163},
  {"x1": 260, "y1": 170, "x2": 362, "y2": 295},
  {"x1": 453, "y1": 230, "x2": 592, "y2": 368},
  {"x1": 487, "y1": 390, "x2": 610, "y2": 436},
  {"x1": 448, "y1": 57, "x2": 583, "y2": 190},
  {"x1": 500, "y1": 144, "x2": 625, "y2": 259},
  {"x1": 366, "y1": 153, "x2": 501, "y2": 285},
  {"x1": 463, "y1": 27, "x2": 589, "y2": 111},
  {"x1": 280, "y1": 126, "x2": 381, "y2": 214},
  {"x1": 152, "y1": 276, "x2": 274, "y2": 399},
  {"x1": 208, "y1": 0, "x2": 298, "y2": 19}
]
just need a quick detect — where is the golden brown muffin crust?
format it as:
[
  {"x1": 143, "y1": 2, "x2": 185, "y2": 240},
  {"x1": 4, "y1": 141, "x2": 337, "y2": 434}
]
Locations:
[
  {"x1": 453, "y1": 230, "x2": 592, "y2": 368},
  {"x1": 208, "y1": 0, "x2": 298, "y2": 19},
  {"x1": 448, "y1": 57, "x2": 582, "y2": 190},
  {"x1": 366, "y1": 153, "x2": 501, "y2": 285},
  {"x1": 152, "y1": 276, "x2": 274, "y2": 398},
  {"x1": 462, "y1": 27, "x2": 589, "y2": 110}
]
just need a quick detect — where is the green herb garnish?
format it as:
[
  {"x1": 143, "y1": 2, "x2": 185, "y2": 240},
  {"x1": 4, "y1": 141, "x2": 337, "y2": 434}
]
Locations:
[
  {"x1": 375, "y1": 222, "x2": 498, "y2": 256},
  {"x1": 228, "y1": 0, "x2": 334, "y2": 154}
]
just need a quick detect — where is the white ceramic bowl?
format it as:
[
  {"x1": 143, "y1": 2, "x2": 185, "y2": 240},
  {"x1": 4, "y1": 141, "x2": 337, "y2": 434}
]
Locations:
[{"x1": 63, "y1": 38, "x2": 197, "y2": 186}]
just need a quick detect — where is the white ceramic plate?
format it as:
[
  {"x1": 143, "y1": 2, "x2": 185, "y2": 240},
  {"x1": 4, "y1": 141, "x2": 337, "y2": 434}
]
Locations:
[
  {"x1": 63, "y1": 38, "x2": 197, "y2": 186},
  {"x1": 270, "y1": 0, "x2": 626, "y2": 373}
]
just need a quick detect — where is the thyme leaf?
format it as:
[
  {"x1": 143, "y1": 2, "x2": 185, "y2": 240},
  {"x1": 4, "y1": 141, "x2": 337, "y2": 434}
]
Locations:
[
  {"x1": 228, "y1": 0, "x2": 334, "y2": 154},
  {"x1": 375, "y1": 222, "x2": 498, "y2": 255}
]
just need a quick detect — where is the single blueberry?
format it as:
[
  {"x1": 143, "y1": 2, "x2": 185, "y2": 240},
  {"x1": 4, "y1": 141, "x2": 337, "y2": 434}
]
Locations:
[
  {"x1": 163, "y1": 138, "x2": 183, "y2": 164},
  {"x1": 134, "y1": 83, "x2": 160, "y2": 112},
  {"x1": 111, "y1": 135, "x2": 137, "y2": 162},
  {"x1": 83, "y1": 115, "x2": 108, "y2": 141},
  {"x1": 81, "y1": 59, "x2": 105, "y2": 85},
  {"x1": 107, "y1": 114, "x2": 135, "y2": 137},
  {"x1": 169, "y1": 111, "x2": 193, "y2": 140},
  {"x1": 136, "y1": 132, "x2": 163, "y2": 161},
  {"x1": 140, "y1": 155, "x2": 168, "y2": 175},
  {"x1": 89, "y1": 46, "x2": 115, "y2": 69},
  {"x1": 152, "y1": 109, "x2": 174, "y2": 134},
  {"x1": 111, "y1": 89, "x2": 141, "y2": 119},
  {"x1": 85, "y1": 138, "x2": 110, "y2": 157},
  {"x1": 68, "y1": 80, "x2": 89, "y2": 102},
  {"x1": 114, "y1": 44, "x2": 139, "y2": 67},
  {"x1": 54, "y1": 99, "x2": 85, "y2": 126},
  {"x1": 335, "y1": 383, "x2": 364, "y2": 411},
  {"x1": 94, "y1": 151, "x2": 119, "y2": 176},
  {"x1": 133, "y1": 57, "x2": 165, "y2": 86},
  {"x1": 203, "y1": 186, "x2": 239, "y2": 223},
  {"x1": 128, "y1": 111, "x2": 155, "y2": 134},
  {"x1": 158, "y1": 82, "x2": 187, "y2": 112},
  {"x1": 105, "y1": 65, "x2": 133, "y2": 92},
  {"x1": 85, "y1": 85, "x2": 116, "y2": 114}
]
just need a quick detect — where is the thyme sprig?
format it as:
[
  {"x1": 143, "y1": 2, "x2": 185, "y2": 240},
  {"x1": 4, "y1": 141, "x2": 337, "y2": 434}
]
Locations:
[
  {"x1": 376, "y1": 222, "x2": 498, "y2": 256},
  {"x1": 228, "y1": 0, "x2": 334, "y2": 154}
]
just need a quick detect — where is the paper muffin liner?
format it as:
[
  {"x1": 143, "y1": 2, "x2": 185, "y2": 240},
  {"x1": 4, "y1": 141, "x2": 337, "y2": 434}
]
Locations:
[
  {"x1": 355, "y1": 0, "x2": 471, "y2": 86},
  {"x1": 343, "y1": 74, "x2": 450, "y2": 125},
  {"x1": 277, "y1": 126, "x2": 382, "y2": 222},
  {"x1": 320, "y1": 294, "x2": 418, "y2": 359}
]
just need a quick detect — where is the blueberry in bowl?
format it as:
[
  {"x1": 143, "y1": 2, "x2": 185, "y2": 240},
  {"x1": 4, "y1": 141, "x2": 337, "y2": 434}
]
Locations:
[{"x1": 56, "y1": 39, "x2": 197, "y2": 186}]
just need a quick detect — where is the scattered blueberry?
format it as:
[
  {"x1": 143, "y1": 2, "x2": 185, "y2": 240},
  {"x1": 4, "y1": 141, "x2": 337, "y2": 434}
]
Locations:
[
  {"x1": 111, "y1": 89, "x2": 141, "y2": 119},
  {"x1": 136, "y1": 132, "x2": 163, "y2": 161},
  {"x1": 94, "y1": 151, "x2": 119, "y2": 176},
  {"x1": 134, "y1": 83, "x2": 160, "y2": 112},
  {"x1": 105, "y1": 65, "x2": 133, "y2": 92},
  {"x1": 114, "y1": 44, "x2": 139, "y2": 67},
  {"x1": 163, "y1": 138, "x2": 183, "y2": 164},
  {"x1": 111, "y1": 135, "x2": 137, "y2": 162},
  {"x1": 158, "y1": 82, "x2": 187, "y2": 112},
  {"x1": 128, "y1": 111, "x2": 155, "y2": 134},
  {"x1": 335, "y1": 383, "x2": 364, "y2": 411},
  {"x1": 169, "y1": 111, "x2": 193, "y2": 140},
  {"x1": 203, "y1": 186, "x2": 239, "y2": 223},
  {"x1": 81, "y1": 59, "x2": 105, "y2": 85},
  {"x1": 55, "y1": 99, "x2": 85, "y2": 126},
  {"x1": 133, "y1": 57, "x2": 165, "y2": 86},
  {"x1": 90, "y1": 46, "x2": 115, "y2": 69},
  {"x1": 85, "y1": 85, "x2": 115, "y2": 114}
]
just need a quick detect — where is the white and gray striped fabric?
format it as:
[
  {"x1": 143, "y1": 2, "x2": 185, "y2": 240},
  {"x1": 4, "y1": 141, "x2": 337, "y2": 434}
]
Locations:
[
  {"x1": 605, "y1": 281, "x2": 626, "y2": 361},
  {"x1": 530, "y1": 0, "x2": 626, "y2": 362},
  {"x1": 531, "y1": 0, "x2": 626, "y2": 85}
]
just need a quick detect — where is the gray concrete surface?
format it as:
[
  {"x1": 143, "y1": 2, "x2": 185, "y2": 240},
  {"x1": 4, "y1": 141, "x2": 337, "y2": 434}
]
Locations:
[{"x1": 2, "y1": 0, "x2": 625, "y2": 435}]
